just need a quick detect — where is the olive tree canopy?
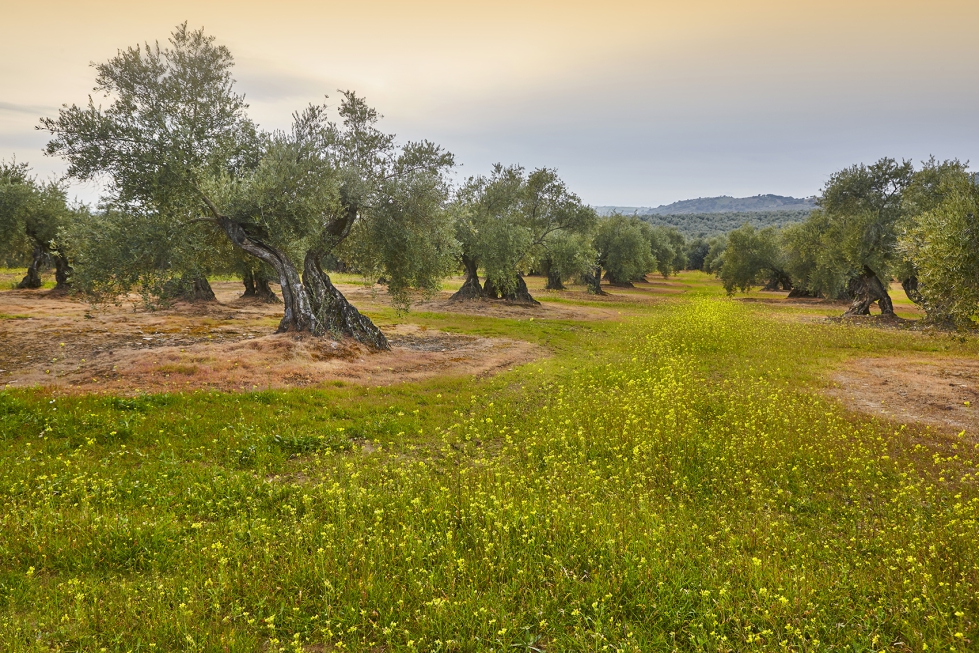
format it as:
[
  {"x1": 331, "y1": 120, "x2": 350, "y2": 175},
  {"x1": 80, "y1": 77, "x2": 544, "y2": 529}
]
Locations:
[
  {"x1": 41, "y1": 24, "x2": 456, "y2": 349},
  {"x1": 592, "y1": 215, "x2": 655, "y2": 290},
  {"x1": 898, "y1": 160, "x2": 979, "y2": 327},
  {"x1": 449, "y1": 165, "x2": 595, "y2": 303},
  {"x1": 716, "y1": 224, "x2": 792, "y2": 294},
  {"x1": 0, "y1": 161, "x2": 74, "y2": 290}
]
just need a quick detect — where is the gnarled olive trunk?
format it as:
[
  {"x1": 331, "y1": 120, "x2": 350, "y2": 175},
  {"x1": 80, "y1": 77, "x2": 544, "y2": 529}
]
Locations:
[
  {"x1": 901, "y1": 276, "x2": 924, "y2": 306},
  {"x1": 52, "y1": 249, "x2": 71, "y2": 291},
  {"x1": 219, "y1": 217, "x2": 322, "y2": 334},
  {"x1": 483, "y1": 274, "x2": 539, "y2": 304},
  {"x1": 450, "y1": 254, "x2": 484, "y2": 301},
  {"x1": 242, "y1": 268, "x2": 280, "y2": 303},
  {"x1": 214, "y1": 207, "x2": 386, "y2": 349},
  {"x1": 545, "y1": 268, "x2": 565, "y2": 290},
  {"x1": 303, "y1": 252, "x2": 388, "y2": 350},
  {"x1": 180, "y1": 276, "x2": 216, "y2": 302},
  {"x1": 584, "y1": 266, "x2": 606, "y2": 295},
  {"x1": 17, "y1": 244, "x2": 45, "y2": 289},
  {"x1": 843, "y1": 266, "x2": 894, "y2": 316},
  {"x1": 502, "y1": 274, "x2": 540, "y2": 305},
  {"x1": 762, "y1": 269, "x2": 793, "y2": 292}
]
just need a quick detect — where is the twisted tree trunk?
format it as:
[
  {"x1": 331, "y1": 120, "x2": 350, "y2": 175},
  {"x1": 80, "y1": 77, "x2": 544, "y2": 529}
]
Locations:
[
  {"x1": 843, "y1": 266, "x2": 894, "y2": 316},
  {"x1": 242, "y1": 268, "x2": 280, "y2": 303},
  {"x1": 449, "y1": 254, "x2": 484, "y2": 301},
  {"x1": 545, "y1": 267, "x2": 565, "y2": 291},
  {"x1": 303, "y1": 252, "x2": 388, "y2": 350},
  {"x1": 501, "y1": 274, "x2": 540, "y2": 305},
  {"x1": 901, "y1": 276, "x2": 924, "y2": 306},
  {"x1": 584, "y1": 266, "x2": 606, "y2": 295},
  {"x1": 17, "y1": 243, "x2": 45, "y2": 289},
  {"x1": 219, "y1": 217, "x2": 322, "y2": 334},
  {"x1": 52, "y1": 249, "x2": 72, "y2": 291}
]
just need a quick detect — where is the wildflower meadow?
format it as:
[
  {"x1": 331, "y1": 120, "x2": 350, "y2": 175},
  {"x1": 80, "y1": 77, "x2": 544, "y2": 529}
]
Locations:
[{"x1": 1, "y1": 290, "x2": 977, "y2": 651}]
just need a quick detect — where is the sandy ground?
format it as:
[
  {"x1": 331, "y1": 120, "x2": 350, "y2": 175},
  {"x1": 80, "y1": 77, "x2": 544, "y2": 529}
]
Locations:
[
  {"x1": 826, "y1": 356, "x2": 979, "y2": 437},
  {"x1": 0, "y1": 281, "x2": 548, "y2": 395}
]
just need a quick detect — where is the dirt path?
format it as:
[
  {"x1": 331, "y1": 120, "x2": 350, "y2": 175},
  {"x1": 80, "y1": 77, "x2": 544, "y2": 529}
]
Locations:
[
  {"x1": 826, "y1": 356, "x2": 979, "y2": 438},
  {"x1": 0, "y1": 283, "x2": 544, "y2": 394}
]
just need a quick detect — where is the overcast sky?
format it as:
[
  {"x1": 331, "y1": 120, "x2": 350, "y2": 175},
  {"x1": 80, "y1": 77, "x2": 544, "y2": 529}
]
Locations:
[{"x1": 2, "y1": 0, "x2": 977, "y2": 207}]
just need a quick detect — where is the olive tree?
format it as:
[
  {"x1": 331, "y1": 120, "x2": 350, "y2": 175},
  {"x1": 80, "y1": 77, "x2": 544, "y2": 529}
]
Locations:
[
  {"x1": 536, "y1": 232, "x2": 596, "y2": 291},
  {"x1": 898, "y1": 161, "x2": 979, "y2": 327},
  {"x1": 591, "y1": 214, "x2": 655, "y2": 291},
  {"x1": 816, "y1": 158, "x2": 915, "y2": 316},
  {"x1": 0, "y1": 161, "x2": 74, "y2": 290},
  {"x1": 717, "y1": 224, "x2": 792, "y2": 294},
  {"x1": 647, "y1": 225, "x2": 686, "y2": 277},
  {"x1": 41, "y1": 24, "x2": 456, "y2": 349},
  {"x1": 449, "y1": 165, "x2": 595, "y2": 303}
]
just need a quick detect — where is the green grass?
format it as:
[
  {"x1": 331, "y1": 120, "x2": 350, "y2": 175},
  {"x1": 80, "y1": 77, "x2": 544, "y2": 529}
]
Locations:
[{"x1": 0, "y1": 286, "x2": 977, "y2": 651}]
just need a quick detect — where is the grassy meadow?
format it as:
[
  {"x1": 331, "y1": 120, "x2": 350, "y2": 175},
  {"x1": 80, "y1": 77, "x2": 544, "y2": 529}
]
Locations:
[{"x1": 1, "y1": 273, "x2": 977, "y2": 651}]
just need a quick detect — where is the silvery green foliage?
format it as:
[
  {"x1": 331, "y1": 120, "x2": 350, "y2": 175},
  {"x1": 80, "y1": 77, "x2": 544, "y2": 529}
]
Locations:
[
  {"x1": 593, "y1": 215, "x2": 656, "y2": 284},
  {"x1": 899, "y1": 161, "x2": 979, "y2": 327},
  {"x1": 717, "y1": 224, "x2": 789, "y2": 294},
  {"x1": 777, "y1": 158, "x2": 915, "y2": 299},
  {"x1": 454, "y1": 165, "x2": 596, "y2": 296},
  {"x1": 0, "y1": 161, "x2": 75, "y2": 280},
  {"x1": 42, "y1": 24, "x2": 456, "y2": 336}
]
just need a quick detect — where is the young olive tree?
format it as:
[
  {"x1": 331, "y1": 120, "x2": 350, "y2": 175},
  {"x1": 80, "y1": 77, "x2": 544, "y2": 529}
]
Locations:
[
  {"x1": 0, "y1": 161, "x2": 74, "y2": 290},
  {"x1": 41, "y1": 24, "x2": 455, "y2": 349},
  {"x1": 449, "y1": 165, "x2": 595, "y2": 303}
]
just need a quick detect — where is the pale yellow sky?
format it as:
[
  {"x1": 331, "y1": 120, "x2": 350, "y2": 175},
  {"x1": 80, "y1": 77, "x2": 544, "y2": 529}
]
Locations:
[{"x1": 2, "y1": 0, "x2": 978, "y2": 205}]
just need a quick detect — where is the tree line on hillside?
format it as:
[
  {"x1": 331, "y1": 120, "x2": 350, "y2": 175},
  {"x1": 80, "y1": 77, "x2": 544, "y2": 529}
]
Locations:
[
  {"x1": 0, "y1": 24, "x2": 694, "y2": 350},
  {"x1": 702, "y1": 157, "x2": 979, "y2": 327},
  {"x1": 639, "y1": 209, "x2": 810, "y2": 238}
]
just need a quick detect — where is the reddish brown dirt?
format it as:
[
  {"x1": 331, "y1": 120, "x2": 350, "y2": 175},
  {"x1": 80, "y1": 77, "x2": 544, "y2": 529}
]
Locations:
[
  {"x1": 0, "y1": 282, "x2": 543, "y2": 395},
  {"x1": 826, "y1": 356, "x2": 979, "y2": 438}
]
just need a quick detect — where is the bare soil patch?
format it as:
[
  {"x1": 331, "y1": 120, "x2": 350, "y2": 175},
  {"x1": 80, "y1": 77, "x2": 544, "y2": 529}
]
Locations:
[
  {"x1": 826, "y1": 356, "x2": 979, "y2": 438},
  {"x1": 0, "y1": 283, "x2": 543, "y2": 395}
]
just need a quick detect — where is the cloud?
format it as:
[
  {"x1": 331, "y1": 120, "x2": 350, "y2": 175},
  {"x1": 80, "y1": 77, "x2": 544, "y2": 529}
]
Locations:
[{"x1": 0, "y1": 102, "x2": 56, "y2": 117}]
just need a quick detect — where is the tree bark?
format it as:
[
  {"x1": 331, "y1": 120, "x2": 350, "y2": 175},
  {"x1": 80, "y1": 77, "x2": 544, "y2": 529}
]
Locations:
[
  {"x1": 843, "y1": 266, "x2": 894, "y2": 316},
  {"x1": 302, "y1": 252, "x2": 388, "y2": 350},
  {"x1": 242, "y1": 268, "x2": 280, "y2": 303},
  {"x1": 449, "y1": 255, "x2": 484, "y2": 301},
  {"x1": 545, "y1": 266, "x2": 565, "y2": 290},
  {"x1": 218, "y1": 217, "x2": 323, "y2": 334},
  {"x1": 16, "y1": 244, "x2": 45, "y2": 289},
  {"x1": 584, "y1": 266, "x2": 606, "y2": 295},
  {"x1": 242, "y1": 269, "x2": 256, "y2": 297},
  {"x1": 901, "y1": 276, "x2": 924, "y2": 306},
  {"x1": 500, "y1": 274, "x2": 540, "y2": 305},
  {"x1": 179, "y1": 276, "x2": 216, "y2": 302},
  {"x1": 52, "y1": 249, "x2": 72, "y2": 291}
]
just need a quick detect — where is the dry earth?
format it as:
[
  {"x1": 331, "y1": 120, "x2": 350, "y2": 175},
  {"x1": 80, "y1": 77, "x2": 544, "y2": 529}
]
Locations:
[
  {"x1": 0, "y1": 281, "x2": 552, "y2": 395},
  {"x1": 826, "y1": 356, "x2": 979, "y2": 438}
]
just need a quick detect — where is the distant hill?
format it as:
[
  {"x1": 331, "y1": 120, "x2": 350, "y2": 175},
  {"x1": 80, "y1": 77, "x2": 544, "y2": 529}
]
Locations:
[
  {"x1": 639, "y1": 210, "x2": 811, "y2": 239},
  {"x1": 595, "y1": 194, "x2": 815, "y2": 216}
]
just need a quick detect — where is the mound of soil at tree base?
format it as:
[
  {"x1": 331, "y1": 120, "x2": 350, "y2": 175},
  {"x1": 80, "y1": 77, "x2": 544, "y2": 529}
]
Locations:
[
  {"x1": 0, "y1": 284, "x2": 543, "y2": 395},
  {"x1": 825, "y1": 356, "x2": 979, "y2": 439}
]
